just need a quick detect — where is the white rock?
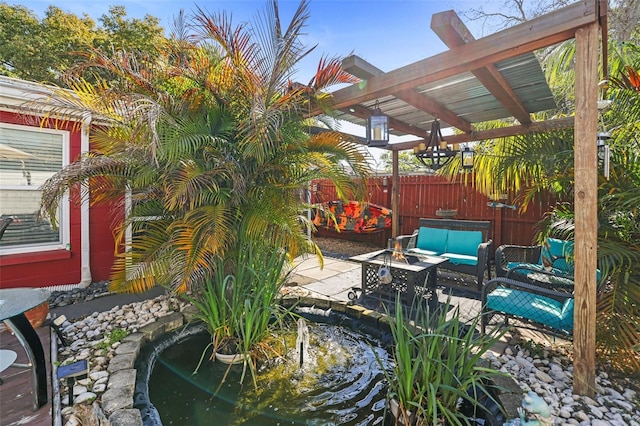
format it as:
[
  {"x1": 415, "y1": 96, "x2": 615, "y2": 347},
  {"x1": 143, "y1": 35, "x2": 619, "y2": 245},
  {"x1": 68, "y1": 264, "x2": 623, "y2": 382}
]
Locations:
[
  {"x1": 590, "y1": 405, "x2": 604, "y2": 419},
  {"x1": 574, "y1": 411, "x2": 590, "y2": 422},
  {"x1": 92, "y1": 383, "x2": 107, "y2": 393},
  {"x1": 65, "y1": 414, "x2": 82, "y2": 426},
  {"x1": 74, "y1": 392, "x2": 97, "y2": 404},
  {"x1": 77, "y1": 378, "x2": 91, "y2": 386},
  {"x1": 89, "y1": 370, "x2": 109, "y2": 381},
  {"x1": 535, "y1": 370, "x2": 554, "y2": 384}
]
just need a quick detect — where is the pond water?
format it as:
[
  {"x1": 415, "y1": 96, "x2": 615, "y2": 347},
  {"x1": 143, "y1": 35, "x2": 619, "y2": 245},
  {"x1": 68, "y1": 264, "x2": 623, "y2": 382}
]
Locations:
[{"x1": 136, "y1": 313, "x2": 395, "y2": 425}]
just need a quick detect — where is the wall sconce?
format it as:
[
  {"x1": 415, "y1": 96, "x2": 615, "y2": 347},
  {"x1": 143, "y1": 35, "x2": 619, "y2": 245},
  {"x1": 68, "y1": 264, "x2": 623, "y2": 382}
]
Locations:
[
  {"x1": 413, "y1": 119, "x2": 460, "y2": 170},
  {"x1": 366, "y1": 100, "x2": 389, "y2": 147},
  {"x1": 382, "y1": 176, "x2": 389, "y2": 187},
  {"x1": 597, "y1": 83, "x2": 612, "y2": 181},
  {"x1": 597, "y1": 131, "x2": 611, "y2": 180}
]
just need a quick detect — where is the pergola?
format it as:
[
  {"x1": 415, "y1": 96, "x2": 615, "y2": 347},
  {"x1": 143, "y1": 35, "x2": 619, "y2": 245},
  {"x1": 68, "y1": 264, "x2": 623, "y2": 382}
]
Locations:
[{"x1": 320, "y1": 0, "x2": 608, "y2": 396}]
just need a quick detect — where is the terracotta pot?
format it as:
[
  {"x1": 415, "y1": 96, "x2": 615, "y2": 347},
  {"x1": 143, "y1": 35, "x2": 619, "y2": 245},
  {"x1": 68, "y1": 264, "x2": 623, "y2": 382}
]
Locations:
[{"x1": 25, "y1": 301, "x2": 49, "y2": 328}]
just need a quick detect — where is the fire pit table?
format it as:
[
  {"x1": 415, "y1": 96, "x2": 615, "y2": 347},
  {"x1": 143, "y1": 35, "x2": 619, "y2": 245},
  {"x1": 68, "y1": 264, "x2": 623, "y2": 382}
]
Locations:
[{"x1": 350, "y1": 249, "x2": 447, "y2": 308}]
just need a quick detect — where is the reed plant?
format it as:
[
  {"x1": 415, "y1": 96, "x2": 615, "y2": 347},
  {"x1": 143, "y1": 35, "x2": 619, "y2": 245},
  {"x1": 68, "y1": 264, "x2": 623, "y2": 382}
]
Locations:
[
  {"x1": 188, "y1": 237, "x2": 292, "y2": 387},
  {"x1": 382, "y1": 296, "x2": 507, "y2": 426}
]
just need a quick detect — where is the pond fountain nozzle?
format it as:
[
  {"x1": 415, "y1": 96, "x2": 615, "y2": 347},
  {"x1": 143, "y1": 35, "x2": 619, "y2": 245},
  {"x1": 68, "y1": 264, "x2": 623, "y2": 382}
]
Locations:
[{"x1": 295, "y1": 318, "x2": 310, "y2": 369}]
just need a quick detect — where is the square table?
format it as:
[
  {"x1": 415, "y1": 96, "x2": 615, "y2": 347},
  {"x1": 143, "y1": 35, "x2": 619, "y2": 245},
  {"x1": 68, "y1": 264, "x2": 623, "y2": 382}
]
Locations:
[{"x1": 350, "y1": 249, "x2": 447, "y2": 308}]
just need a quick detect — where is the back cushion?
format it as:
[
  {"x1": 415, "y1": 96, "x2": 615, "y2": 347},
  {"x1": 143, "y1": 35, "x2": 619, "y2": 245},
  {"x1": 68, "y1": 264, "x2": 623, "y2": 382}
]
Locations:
[
  {"x1": 446, "y1": 230, "x2": 483, "y2": 256},
  {"x1": 416, "y1": 227, "x2": 448, "y2": 253},
  {"x1": 541, "y1": 238, "x2": 574, "y2": 273}
]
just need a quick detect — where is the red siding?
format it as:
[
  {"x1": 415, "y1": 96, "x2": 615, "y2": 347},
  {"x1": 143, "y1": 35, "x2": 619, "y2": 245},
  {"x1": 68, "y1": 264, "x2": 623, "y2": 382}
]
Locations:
[
  {"x1": 89, "y1": 201, "x2": 120, "y2": 282},
  {"x1": 0, "y1": 111, "x2": 117, "y2": 288}
]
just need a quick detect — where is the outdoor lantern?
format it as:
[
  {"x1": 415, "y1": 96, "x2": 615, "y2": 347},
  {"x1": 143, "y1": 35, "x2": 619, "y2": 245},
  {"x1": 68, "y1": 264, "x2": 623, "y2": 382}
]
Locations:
[
  {"x1": 597, "y1": 131, "x2": 611, "y2": 180},
  {"x1": 597, "y1": 89, "x2": 612, "y2": 181},
  {"x1": 413, "y1": 119, "x2": 458, "y2": 170},
  {"x1": 461, "y1": 146, "x2": 474, "y2": 170},
  {"x1": 366, "y1": 100, "x2": 389, "y2": 147}
]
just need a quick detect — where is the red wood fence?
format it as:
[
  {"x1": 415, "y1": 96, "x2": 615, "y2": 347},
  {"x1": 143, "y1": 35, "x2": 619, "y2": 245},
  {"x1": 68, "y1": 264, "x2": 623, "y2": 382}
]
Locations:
[{"x1": 311, "y1": 175, "x2": 553, "y2": 250}]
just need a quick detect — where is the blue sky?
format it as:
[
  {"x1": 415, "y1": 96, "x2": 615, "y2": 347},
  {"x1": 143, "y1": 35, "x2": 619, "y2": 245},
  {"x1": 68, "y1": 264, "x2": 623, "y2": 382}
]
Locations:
[
  {"x1": 7, "y1": 0, "x2": 496, "y2": 163},
  {"x1": 9, "y1": 0, "x2": 491, "y2": 83}
]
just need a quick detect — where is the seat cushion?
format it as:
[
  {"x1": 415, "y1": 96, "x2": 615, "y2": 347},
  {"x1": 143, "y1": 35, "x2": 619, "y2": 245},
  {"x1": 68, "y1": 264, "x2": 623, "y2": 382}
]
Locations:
[
  {"x1": 441, "y1": 253, "x2": 478, "y2": 266},
  {"x1": 446, "y1": 230, "x2": 482, "y2": 257},
  {"x1": 416, "y1": 227, "x2": 448, "y2": 254},
  {"x1": 407, "y1": 247, "x2": 441, "y2": 256},
  {"x1": 486, "y1": 287, "x2": 572, "y2": 331}
]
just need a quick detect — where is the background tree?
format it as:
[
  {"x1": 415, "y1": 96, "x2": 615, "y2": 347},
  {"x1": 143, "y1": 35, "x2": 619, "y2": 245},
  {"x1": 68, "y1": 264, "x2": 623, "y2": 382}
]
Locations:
[
  {"x1": 379, "y1": 151, "x2": 427, "y2": 173},
  {"x1": 0, "y1": 3, "x2": 166, "y2": 86}
]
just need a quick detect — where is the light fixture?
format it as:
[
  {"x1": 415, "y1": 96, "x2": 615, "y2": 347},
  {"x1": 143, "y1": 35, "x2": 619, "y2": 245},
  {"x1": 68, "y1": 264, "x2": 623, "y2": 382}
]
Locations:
[
  {"x1": 366, "y1": 100, "x2": 389, "y2": 147},
  {"x1": 461, "y1": 146, "x2": 475, "y2": 170},
  {"x1": 597, "y1": 83, "x2": 612, "y2": 180},
  {"x1": 413, "y1": 119, "x2": 462, "y2": 170},
  {"x1": 597, "y1": 131, "x2": 611, "y2": 180}
]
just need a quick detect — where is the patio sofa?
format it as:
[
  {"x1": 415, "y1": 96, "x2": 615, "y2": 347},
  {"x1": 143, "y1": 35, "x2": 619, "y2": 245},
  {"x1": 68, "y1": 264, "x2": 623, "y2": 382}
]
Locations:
[
  {"x1": 481, "y1": 276, "x2": 574, "y2": 336},
  {"x1": 395, "y1": 218, "x2": 492, "y2": 291}
]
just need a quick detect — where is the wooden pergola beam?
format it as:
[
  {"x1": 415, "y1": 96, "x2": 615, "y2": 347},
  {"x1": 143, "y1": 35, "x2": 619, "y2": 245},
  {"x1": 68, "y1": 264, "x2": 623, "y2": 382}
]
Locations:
[
  {"x1": 389, "y1": 116, "x2": 575, "y2": 150},
  {"x1": 342, "y1": 55, "x2": 472, "y2": 134},
  {"x1": 339, "y1": 104, "x2": 427, "y2": 138},
  {"x1": 431, "y1": 10, "x2": 532, "y2": 126},
  {"x1": 322, "y1": 1, "x2": 596, "y2": 112}
]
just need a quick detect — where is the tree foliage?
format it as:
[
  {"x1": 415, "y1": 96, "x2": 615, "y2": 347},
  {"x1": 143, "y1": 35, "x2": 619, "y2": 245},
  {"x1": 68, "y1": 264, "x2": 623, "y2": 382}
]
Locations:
[
  {"x1": 0, "y1": 3, "x2": 165, "y2": 85},
  {"x1": 37, "y1": 0, "x2": 371, "y2": 294}
]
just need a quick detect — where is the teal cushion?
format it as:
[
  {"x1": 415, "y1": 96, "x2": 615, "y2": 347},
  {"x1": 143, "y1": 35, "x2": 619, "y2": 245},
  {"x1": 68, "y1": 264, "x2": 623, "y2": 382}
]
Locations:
[
  {"x1": 407, "y1": 248, "x2": 440, "y2": 256},
  {"x1": 446, "y1": 230, "x2": 482, "y2": 257},
  {"x1": 486, "y1": 287, "x2": 571, "y2": 331},
  {"x1": 416, "y1": 227, "x2": 448, "y2": 254},
  {"x1": 540, "y1": 238, "x2": 574, "y2": 273},
  {"x1": 559, "y1": 298, "x2": 574, "y2": 331},
  {"x1": 441, "y1": 253, "x2": 478, "y2": 266}
]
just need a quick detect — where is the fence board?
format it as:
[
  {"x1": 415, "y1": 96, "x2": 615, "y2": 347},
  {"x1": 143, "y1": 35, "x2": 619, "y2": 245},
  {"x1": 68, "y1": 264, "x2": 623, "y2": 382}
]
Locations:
[{"x1": 311, "y1": 175, "x2": 553, "y2": 249}]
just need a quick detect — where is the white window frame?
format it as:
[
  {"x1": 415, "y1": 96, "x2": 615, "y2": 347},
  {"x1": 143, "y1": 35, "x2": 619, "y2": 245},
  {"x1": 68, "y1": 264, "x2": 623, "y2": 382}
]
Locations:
[{"x1": 0, "y1": 122, "x2": 70, "y2": 255}]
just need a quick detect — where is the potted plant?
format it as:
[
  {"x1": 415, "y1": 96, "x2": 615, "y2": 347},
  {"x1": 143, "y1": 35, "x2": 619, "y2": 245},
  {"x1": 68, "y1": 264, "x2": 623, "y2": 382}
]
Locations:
[
  {"x1": 382, "y1": 296, "x2": 507, "y2": 425},
  {"x1": 188, "y1": 237, "x2": 293, "y2": 386}
]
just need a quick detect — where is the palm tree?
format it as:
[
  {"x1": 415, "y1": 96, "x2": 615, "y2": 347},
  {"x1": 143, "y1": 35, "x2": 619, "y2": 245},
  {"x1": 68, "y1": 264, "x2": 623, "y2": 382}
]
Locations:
[{"x1": 39, "y1": 0, "x2": 371, "y2": 294}]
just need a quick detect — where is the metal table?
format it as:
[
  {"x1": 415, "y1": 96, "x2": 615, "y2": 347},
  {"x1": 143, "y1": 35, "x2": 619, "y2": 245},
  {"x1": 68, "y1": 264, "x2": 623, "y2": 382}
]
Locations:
[
  {"x1": 350, "y1": 249, "x2": 447, "y2": 309},
  {"x1": 0, "y1": 288, "x2": 50, "y2": 410}
]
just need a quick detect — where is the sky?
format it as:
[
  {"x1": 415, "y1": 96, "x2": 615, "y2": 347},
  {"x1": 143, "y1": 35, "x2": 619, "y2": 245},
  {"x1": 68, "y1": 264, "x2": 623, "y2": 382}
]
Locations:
[{"x1": 6, "y1": 0, "x2": 498, "y2": 165}]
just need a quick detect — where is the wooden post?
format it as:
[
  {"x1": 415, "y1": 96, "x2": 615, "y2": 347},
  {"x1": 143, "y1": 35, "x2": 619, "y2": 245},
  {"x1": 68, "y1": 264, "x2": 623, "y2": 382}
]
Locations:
[
  {"x1": 391, "y1": 150, "x2": 400, "y2": 237},
  {"x1": 573, "y1": 21, "x2": 599, "y2": 397}
]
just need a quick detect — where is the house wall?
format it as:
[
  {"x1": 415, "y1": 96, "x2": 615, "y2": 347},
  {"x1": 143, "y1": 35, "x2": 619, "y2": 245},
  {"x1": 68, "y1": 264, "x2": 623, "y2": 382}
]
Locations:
[{"x1": 0, "y1": 110, "x2": 116, "y2": 289}]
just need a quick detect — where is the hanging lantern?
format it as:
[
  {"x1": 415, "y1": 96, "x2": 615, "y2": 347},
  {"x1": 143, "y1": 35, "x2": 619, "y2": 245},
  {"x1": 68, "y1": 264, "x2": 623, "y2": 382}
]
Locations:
[
  {"x1": 366, "y1": 100, "x2": 389, "y2": 147},
  {"x1": 461, "y1": 146, "x2": 474, "y2": 170}
]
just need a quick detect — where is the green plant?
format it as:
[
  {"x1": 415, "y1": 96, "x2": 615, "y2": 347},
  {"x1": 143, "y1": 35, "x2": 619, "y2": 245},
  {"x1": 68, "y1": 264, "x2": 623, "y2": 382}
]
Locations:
[
  {"x1": 188, "y1": 236, "x2": 293, "y2": 387},
  {"x1": 381, "y1": 297, "x2": 507, "y2": 426},
  {"x1": 97, "y1": 327, "x2": 129, "y2": 352},
  {"x1": 38, "y1": 0, "x2": 370, "y2": 295},
  {"x1": 519, "y1": 339, "x2": 546, "y2": 358}
]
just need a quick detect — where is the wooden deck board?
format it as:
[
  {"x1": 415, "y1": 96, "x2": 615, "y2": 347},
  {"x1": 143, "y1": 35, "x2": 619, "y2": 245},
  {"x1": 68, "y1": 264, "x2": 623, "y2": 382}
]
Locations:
[{"x1": 0, "y1": 325, "x2": 52, "y2": 426}]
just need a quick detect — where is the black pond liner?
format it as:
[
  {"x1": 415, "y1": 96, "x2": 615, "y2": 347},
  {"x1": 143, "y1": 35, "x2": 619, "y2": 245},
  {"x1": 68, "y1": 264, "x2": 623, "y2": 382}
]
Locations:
[{"x1": 134, "y1": 309, "x2": 505, "y2": 426}]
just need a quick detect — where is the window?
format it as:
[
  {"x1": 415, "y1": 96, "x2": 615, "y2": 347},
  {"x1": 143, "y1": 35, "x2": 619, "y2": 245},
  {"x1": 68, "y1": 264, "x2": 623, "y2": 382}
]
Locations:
[{"x1": 0, "y1": 123, "x2": 69, "y2": 254}]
